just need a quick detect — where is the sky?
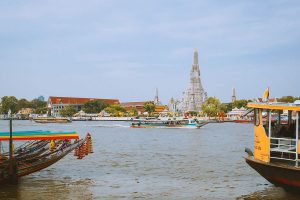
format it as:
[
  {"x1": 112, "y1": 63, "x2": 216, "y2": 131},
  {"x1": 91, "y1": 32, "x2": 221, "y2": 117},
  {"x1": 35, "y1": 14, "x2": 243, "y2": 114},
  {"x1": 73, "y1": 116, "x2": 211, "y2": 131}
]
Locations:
[{"x1": 0, "y1": 0, "x2": 300, "y2": 103}]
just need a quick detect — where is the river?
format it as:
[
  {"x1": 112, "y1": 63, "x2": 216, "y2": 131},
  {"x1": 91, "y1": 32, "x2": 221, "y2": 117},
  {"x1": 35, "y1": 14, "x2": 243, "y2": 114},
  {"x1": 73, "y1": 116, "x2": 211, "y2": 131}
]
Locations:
[{"x1": 0, "y1": 120, "x2": 299, "y2": 200}]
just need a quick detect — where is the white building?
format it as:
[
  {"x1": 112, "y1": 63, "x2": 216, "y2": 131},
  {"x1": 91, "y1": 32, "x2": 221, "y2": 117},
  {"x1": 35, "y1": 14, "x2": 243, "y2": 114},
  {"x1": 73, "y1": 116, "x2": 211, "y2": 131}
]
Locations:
[{"x1": 227, "y1": 107, "x2": 247, "y2": 120}]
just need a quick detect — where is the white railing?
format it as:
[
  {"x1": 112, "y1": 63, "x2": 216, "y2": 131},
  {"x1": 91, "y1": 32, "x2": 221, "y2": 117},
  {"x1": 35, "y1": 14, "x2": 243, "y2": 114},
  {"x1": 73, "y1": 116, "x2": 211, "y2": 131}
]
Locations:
[{"x1": 270, "y1": 137, "x2": 297, "y2": 162}]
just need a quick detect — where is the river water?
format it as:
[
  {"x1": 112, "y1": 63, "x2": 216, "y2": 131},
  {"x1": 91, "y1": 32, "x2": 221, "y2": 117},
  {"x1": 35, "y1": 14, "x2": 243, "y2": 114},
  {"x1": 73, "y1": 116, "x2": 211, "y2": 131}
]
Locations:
[{"x1": 0, "y1": 120, "x2": 299, "y2": 200}]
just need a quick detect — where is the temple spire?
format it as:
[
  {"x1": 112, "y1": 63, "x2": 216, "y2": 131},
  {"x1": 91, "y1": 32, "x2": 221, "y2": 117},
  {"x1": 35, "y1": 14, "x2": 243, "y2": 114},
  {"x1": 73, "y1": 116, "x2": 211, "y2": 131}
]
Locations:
[
  {"x1": 232, "y1": 88, "x2": 237, "y2": 102},
  {"x1": 193, "y1": 49, "x2": 198, "y2": 65},
  {"x1": 192, "y1": 48, "x2": 200, "y2": 76},
  {"x1": 154, "y1": 88, "x2": 161, "y2": 105}
]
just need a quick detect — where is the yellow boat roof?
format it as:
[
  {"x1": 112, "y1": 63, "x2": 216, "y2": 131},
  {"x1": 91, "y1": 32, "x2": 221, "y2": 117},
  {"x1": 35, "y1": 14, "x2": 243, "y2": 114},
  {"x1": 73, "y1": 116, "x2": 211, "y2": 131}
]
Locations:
[{"x1": 247, "y1": 102, "x2": 300, "y2": 111}]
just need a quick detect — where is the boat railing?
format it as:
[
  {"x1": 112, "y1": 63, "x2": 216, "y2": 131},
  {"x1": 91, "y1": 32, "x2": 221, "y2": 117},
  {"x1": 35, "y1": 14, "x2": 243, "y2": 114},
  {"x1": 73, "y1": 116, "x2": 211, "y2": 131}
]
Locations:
[{"x1": 270, "y1": 137, "x2": 297, "y2": 162}]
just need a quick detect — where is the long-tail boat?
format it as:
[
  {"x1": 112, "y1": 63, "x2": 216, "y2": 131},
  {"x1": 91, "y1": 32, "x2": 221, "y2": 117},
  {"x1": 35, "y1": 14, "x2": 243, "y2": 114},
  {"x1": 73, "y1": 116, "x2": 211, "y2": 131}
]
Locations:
[
  {"x1": 0, "y1": 130, "x2": 93, "y2": 184},
  {"x1": 33, "y1": 117, "x2": 72, "y2": 123},
  {"x1": 130, "y1": 118, "x2": 208, "y2": 129},
  {"x1": 244, "y1": 100, "x2": 300, "y2": 190}
]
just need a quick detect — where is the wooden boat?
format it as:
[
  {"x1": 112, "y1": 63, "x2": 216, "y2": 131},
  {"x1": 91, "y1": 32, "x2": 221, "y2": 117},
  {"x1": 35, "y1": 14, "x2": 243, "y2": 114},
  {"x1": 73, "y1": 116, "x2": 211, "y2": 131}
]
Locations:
[
  {"x1": 131, "y1": 118, "x2": 208, "y2": 129},
  {"x1": 244, "y1": 101, "x2": 300, "y2": 190},
  {"x1": 0, "y1": 130, "x2": 92, "y2": 184},
  {"x1": 233, "y1": 119, "x2": 253, "y2": 123},
  {"x1": 33, "y1": 117, "x2": 72, "y2": 123}
]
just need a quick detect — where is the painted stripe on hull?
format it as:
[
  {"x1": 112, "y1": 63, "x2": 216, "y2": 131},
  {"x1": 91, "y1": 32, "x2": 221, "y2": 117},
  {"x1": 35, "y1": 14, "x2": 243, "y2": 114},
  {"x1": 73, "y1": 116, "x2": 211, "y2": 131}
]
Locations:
[
  {"x1": 245, "y1": 156, "x2": 300, "y2": 189},
  {"x1": 268, "y1": 177, "x2": 300, "y2": 188}
]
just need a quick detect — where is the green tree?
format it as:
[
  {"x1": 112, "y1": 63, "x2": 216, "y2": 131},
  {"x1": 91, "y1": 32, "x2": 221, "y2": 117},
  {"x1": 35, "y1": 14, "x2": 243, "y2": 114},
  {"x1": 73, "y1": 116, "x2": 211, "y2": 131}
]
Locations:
[
  {"x1": 187, "y1": 111, "x2": 198, "y2": 116},
  {"x1": 221, "y1": 103, "x2": 232, "y2": 113},
  {"x1": 17, "y1": 98, "x2": 32, "y2": 110},
  {"x1": 127, "y1": 107, "x2": 138, "y2": 116},
  {"x1": 201, "y1": 97, "x2": 222, "y2": 118},
  {"x1": 0, "y1": 96, "x2": 19, "y2": 114},
  {"x1": 232, "y1": 99, "x2": 250, "y2": 109},
  {"x1": 104, "y1": 105, "x2": 126, "y2": 117},
  {"x1": 30, "y1": 98, "x2": 47, "y2": 114},
  {"x1": 277, "y1": 96, "x2": 300, "y2": 103},
  {"x1": 59, "y1": 105, "x2": 77, "y2": 117},
  {"x1": 143, "y1": 101, "x2": 155, "y2": 115},
  {"x1": 36, "y1": 107, "x2": 48, "y2": 114},
  {"x1": 31, "y1": 98, "x2": 47, "y2": 109},
  {"x1": 83, "y1": 100, "x2": 108, "y2": 113}
]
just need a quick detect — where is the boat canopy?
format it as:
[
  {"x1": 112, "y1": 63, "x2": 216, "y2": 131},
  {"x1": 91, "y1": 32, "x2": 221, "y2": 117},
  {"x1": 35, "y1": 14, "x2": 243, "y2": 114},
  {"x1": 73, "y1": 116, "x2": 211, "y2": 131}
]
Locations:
[
  {"x1": 247, "y1": 102, "x2": 300, "y2": 111},
  {"x1": 0, "y1": 130, "x2": 79, "y2": 141}
]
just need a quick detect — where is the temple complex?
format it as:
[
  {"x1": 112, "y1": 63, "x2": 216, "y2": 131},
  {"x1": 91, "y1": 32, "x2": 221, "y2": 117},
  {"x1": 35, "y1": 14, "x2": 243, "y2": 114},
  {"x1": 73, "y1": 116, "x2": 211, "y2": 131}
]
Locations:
[{"x1": 181, "y1": 49, "x2": 207, "y2": 112}]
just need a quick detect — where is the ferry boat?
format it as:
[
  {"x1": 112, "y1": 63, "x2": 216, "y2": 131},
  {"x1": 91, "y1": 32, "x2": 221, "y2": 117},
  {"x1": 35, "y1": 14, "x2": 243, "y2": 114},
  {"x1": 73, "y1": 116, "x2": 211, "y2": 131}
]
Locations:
[
  {"x1": 33, "y1": 117, "x2": 72, "y2": 123},
  {"x1": 130, "y1": 118, "x2": 208, "y2": 129},
  {"x1": 244, "y1": 101, "x2": 300, "y2": 190}
]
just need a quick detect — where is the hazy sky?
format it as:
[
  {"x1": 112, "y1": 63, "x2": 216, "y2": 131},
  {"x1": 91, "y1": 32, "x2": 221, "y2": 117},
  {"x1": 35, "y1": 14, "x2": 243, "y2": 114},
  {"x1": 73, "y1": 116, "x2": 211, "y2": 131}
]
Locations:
[{"x1": 0, "y1": 0, "x2": 299, "y2": 103}]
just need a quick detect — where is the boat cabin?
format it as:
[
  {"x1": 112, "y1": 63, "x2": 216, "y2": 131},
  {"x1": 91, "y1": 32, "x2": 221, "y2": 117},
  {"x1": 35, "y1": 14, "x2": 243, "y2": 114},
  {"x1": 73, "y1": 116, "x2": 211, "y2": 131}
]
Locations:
[{"x1": 247, "y1": 102, "x2": 300, "y2": 166}]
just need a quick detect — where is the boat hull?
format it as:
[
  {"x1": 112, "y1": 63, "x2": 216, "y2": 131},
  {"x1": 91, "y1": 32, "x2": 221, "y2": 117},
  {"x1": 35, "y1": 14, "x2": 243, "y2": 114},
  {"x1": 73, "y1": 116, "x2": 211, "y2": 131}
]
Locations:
[
  {"x1": 245, "y1": 156, "x2": 300, "y2": 190},
  {"x1": 33, "y1": 118, "x2": 71, "y2": 123},
  {"x1": 233, "y1": 119, "x2": 253, "y2": 123},
  {"x1": 130, "y1": 123, "x2": 206, "y2": 129}
]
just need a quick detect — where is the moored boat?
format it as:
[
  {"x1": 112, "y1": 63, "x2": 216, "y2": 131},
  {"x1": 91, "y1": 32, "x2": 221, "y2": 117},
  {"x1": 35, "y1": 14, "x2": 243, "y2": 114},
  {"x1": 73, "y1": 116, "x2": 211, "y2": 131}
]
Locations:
[
  {"x1": 33, "y1": 117, "x2": 72, "y2": 123},
  {"x1": 244, "y1": 100, "x2": 300, "y2": 190},
  {"x1": 0, "y1": 130, "x2": 92, "y2": 184}
]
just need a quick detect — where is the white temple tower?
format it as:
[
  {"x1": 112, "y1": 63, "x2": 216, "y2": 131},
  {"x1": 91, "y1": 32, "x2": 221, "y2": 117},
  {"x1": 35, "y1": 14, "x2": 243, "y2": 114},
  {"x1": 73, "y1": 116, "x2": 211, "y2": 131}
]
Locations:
[
  {"x1": 232, "y1": 88, "x2": 237, "y2": 102},
  {"x1": 154, "y1": 88, "x2": 162, "y2": 105},
  {"x1": 181, "y1": 49, "x2": 207, "y2": 112}
]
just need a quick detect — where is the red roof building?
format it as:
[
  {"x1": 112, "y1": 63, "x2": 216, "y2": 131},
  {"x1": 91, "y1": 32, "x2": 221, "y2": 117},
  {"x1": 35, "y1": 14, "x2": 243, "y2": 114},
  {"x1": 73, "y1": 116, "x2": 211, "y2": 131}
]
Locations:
[
  {"x1": 120, "y1": 102, "x2": 148, "y2": 113},
  {"x1": 120, "y1": 101, "x2": 166, "y2": 115}
]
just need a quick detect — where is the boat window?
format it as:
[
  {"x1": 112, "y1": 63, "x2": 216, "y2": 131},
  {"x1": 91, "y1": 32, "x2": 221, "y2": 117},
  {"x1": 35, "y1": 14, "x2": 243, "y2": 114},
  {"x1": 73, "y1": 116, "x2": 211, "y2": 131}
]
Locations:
[
  {"x1": 254, "y1": 109, "x2": 260, "y2": 126},
  {"x1": 270, "y1": 110, "x2": 298, "y2": 139}
]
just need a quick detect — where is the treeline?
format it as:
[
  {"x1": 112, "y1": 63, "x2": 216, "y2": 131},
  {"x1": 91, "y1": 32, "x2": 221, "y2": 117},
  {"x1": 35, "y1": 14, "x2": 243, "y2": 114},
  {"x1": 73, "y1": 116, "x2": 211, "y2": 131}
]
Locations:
[
  {"x1": 0, "y1": 96, "x2": 47, "y2": 114},
  {"x1": 200, "y1": 96, "x2": 300, "y2": 118},
  {"x1": 0, "y1": 96, "x2": 157, "y2": 117},
  {"x1": 277, "y1": 96, "x2": 300, "y2": 103},
  {"x1": 1, "y1": 95, "x2": 299, "y2": 117},
  {"x1": 199, "y1": 97, "x2": 252, "y2": 118}
]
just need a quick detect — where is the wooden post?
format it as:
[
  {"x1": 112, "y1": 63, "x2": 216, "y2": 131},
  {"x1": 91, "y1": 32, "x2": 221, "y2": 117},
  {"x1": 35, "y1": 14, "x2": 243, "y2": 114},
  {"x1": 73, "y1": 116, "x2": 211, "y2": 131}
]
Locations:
[
  {"x1": 9, "y1": 118, "x2": 12, "y2": 167},
  {"x1": 8, "y1": 114, "x2": 18, "y2": 184}
]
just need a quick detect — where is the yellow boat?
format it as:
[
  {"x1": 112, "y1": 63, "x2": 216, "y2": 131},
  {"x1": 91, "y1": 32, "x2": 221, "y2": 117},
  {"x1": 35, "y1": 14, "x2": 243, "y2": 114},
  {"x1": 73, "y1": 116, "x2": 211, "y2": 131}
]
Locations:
[{"x1": 245, "y1": 100, "x2": 300, "y2": 190}]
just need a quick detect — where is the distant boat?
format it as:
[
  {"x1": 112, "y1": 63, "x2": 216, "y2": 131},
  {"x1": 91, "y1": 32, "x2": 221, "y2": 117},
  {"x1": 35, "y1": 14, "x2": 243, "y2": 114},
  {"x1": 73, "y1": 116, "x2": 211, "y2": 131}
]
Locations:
[
  {"x1": 33, "y1": 117, "x2": 72, "y2": 123},
  {"x1": 233, "y1": 119, "x2": 253, "y2": 124},
  {"x1": 130, "y1": 118, "x2": 208, "y2": 129}
]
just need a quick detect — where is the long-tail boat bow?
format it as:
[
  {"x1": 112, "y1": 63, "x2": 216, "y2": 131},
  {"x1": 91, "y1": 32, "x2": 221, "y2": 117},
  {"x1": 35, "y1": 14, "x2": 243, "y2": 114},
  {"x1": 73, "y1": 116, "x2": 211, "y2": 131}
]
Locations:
[{"x1": 0, "y1": 130, "x2": 92, "y2": 183}]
